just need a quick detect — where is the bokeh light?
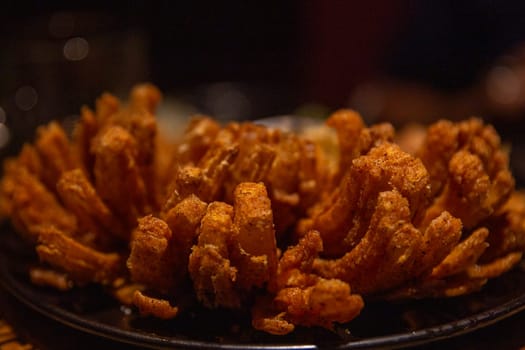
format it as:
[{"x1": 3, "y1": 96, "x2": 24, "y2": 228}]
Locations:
[
  {"x1": 63, "y1": 37, "x2": 89, "y2": 61},
  {"x1": 204, "y1": 83, "x2": 251, "y2": 120},
  {"x1": 15, "y1": 86, "x2": 38, "y2": 111},
  {"x1": 486, "y1": 65, "x2": 522, "y2": 106},
  {"x1": 0, "y1": 124, "x2": 10, "y2": 149}
]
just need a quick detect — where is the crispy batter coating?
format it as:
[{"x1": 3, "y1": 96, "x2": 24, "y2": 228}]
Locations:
[
  {"x1": 77, "y1": 86, "x2": 162, "y2": 209},
  {"x1": 231, "y1": 182, "x2": 278, "y2": 288},
  {"x1": 297, "y1": 139, "x2": 322, "y2": 210},
  {"x1": 57, "y1": 169, "x2": 124, "y2": 245},
  {"x1": 128, "y1": 195, "x2": 208, "y2": 296},
  {"x1": 265, "y1": 133, "x2": 324, "y2": 235},
  {"x1": 189, "y1": 202, "x2": 239, "y2": 308},
  {"x1": 481, "y1": 191, "x2": 525, "y2": 262},
  {"x1": 36, "y1": 226, "x2": 123, "y2": 285},
  {"x1": 313, "y1": 190, "x2": 462, "y2": 294},
  {"x1": 3, "y1": 84, "x2": 525, "y2": 336},
  {"x1": 188, "y1": 182, "x2": 277, "y2": 307},
  {"x1": 208, "y1": 121, "x2": 327, "y2": 236},
  {"x1": 155, "y1": 134, "x2": 179, "y2": 200},
  {"x1": 416, "y1": 120, "x2": 460, "y2": 197},
  {"x1": 252, "y1": 231, "x2": 363, "y2": 334},
  {"x1": 17, "y1": 144, "x2": 43, "y2": 178},
  {"x1": 133, "y1": 290, "x2": 179, "y2": 320},
  {"x1": 2, "y1": 163, "x2": 77, "y2": 242},
  {"x1": 29, "y1": 267, "x2": 73, "y2": 291},
  {"x1": 167, "y1": 119, "x2": 327, "y2": 238},
  {"x1": 467, "y1": 251, "x2": 523, "y2": 279},
  {"x1": 129, "y1": 83, "x2": 162, "y2": 114},
  {"x1": 175, "y1": 116, "x2": 221, "y2": 165},
  {"x1": 429, "y1": 228, "x2": 489, "y2": 279},
  {"x1": 34, "y1": 122, "x2": 78, "y2": 190},
  {"x1": 382, "y1": 226, "x2": 513, "y2": 300},
  {"x1": 163, "y1": 145, "x2": 238, "y2": 213},
  {"x1": 223, "y1": 140, "x2": 276, "y2": 203},
  {"x1": 326, "y1": 109, "x2": 394, "y2": 184},
  {"x1": 300, "y1": 143, "x2": 430, "y2": 257},
  {"x1": 92, "y1": 126, "x2": 149, "y2": 231},
  {"x1": 326, "y1": 109, "x2": 366, "y2": 177},
  {"x1": 127, "y1": 215, "x2": 176, "y2": 294},
  {"x1": 122, "y1": 109, "x2": 158, "y2": 210},
  {"x1": 95, "y1": 92, "x2": 120, "y2": 124},
  {"x1": 71, "y1": 106, "x2": 98, "y2": 177},
  {"x1": 418, "y1": 118, "x2": 515, "y2": 229},
  {"x1": 164, "y1": 194, "x2": 208, "y2": 282}
]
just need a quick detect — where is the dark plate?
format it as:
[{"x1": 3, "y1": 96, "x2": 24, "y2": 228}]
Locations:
[{"x1": 1, "y1": 226, "x2": 525, "y2": 349}]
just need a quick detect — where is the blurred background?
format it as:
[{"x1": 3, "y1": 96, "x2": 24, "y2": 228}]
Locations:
[{"x1": 2, "y1": 0, "x2": 525, "y2": 182}]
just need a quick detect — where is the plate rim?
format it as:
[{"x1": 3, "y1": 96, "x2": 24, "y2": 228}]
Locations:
[{"x1": 2, "y1": 249, "x2": 525, "y2": 350}]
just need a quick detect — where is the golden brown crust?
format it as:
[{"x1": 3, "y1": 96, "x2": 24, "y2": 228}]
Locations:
[
  {"x1": 326, "y1": 109, "x2": 394, "y2": 184},
  {"x1": 188, "y1": 202, "x2": 239, "y2": 308},
  {"x1": 29, "y1": 267, "x2": 73, "y2": 291},
  {"x1": 133, "y1": 290, "x2": 179, "y2": 320},
  {"x1": 312, "y1": 190, "x2": 462, "y2": 294},
  {"x1": 127, "y1": 215, "x2": 175, "y2": 293},
  {"x1": 2, "y1": 165, "x2": 77, "y2": 242},
  {"x1": 481, "y1": 191, "x2": 525, "y2": 262},
  {"x1": 71, "y1": 106, "x2": 98, "y2": 177},
  {"x1": 34, "y1": 122, "x2": 78, "y2": 190},
  {"x1": 175, "y1": 116, "x2": 221, "y2": 166},
  {"x1": 252, "y1": 231, "x2": 363, "y2": 334},
  {"x1": 231, "y1": 182, "x2": 278, "y2": 289},
  {"x1": 36, "y1": 226, "x2": 123, "y2": 285},
  {"x1": 2, "y1": 84, "x2": 525, "y2": 336},
  {"x1": 57, "y1": 169, "x2": 124, "y2": 245},
  {"x1": 300, "y1": 143, "x2": 431, "y2": 258},
  {"x1": 419, "y1": 118, "x2": 515, "y2": 229},
  {"x1": 92, "y1": 126, "x2": 149, "y2": 231},
  {"x1": 188, "y1": 182, "x2": 278, "y2": 307}
]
